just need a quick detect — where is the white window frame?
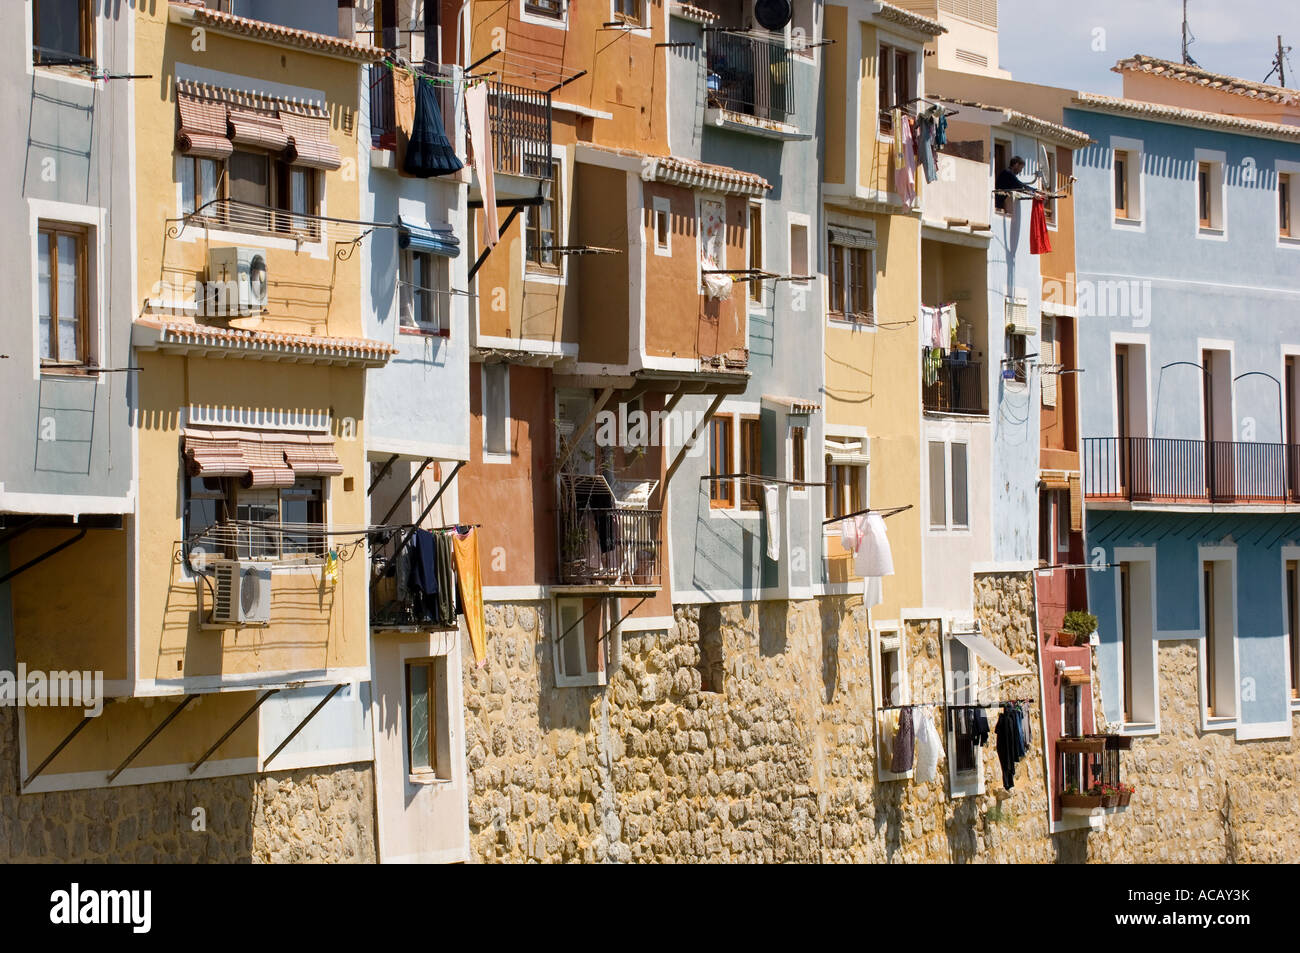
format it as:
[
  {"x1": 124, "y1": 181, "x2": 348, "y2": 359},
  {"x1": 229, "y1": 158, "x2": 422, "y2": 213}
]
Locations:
[
  {"x1": 1113, "y1": 548, "x2": 1159, "y2": 734},
  {"x1": 786, "y1": 419, "x2": 809, "y2": 496},
  {"x1": 29, "y1": 198, "x2": 105, "y2": 380},
  {"x1": 822, "y1": 428, "x2": 869, "y2": 538},
  {"x1": 552, "y1": 596, "x2": 610, "y2": 688},
  {"x1": 708, "y1": 401, "x2": 762, "y2": 520},
  {"x1": 480, "y1": 362, "x2": 511, "y2": 464},
  {"x1": 825, "y1": 232, "x2": 876, "y2": 328},
  {"x1": 942, "y1": 623, "x2": 984, "y2": 798},
  {"x1": 1197, "y1": 544, "x2": 1240, "y2": 730},
  {"x1": 652, "y1": 195, "x2": 672, "y2": 258},
  {"x1": 520, "y1": 0, "x2": 568, "y2": 29},
  {"x1": 399, "y1": 248, "x2": 450, "y2": 335},
  {"x1": 1194, "y1": 148, "x2": 1227, "y2": 240},
  {"x1": 1283, "y1": 545, "x2": 1300, "y2": 712},
  {"x1": 927, "y1": 439, "x2": 970, "y2": 533},
  {"x1": 1110, "y1": 136, "x2": 1145, "y2": 231},
  {"x1": 787, "y1": 210, "x2": 811, "y2": 288},
  {"x1": 1277, "y1": 160, "x2": 1300, "y2": 247},
  {"x1": 403, "y1": 653, "x2": 454, "y2": 784},
  {"x1": 871, "y1": 621, "x2": 912, "y2": 782},
  {"x1": 746, "y1": 198, "x2": 765, "y2": 309},
  {"x1": 522, "y1": 146, "x2": 567, "y2": 283},
  {"x1": 608, "y1": 0, "x2": 650, "y2": 31}
]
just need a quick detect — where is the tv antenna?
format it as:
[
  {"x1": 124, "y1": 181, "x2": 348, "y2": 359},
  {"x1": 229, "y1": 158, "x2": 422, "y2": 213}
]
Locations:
[
  {"x1": 1264, "y1": 34, "x2": 1293, "y2": 87},
  {"x1": 1181, "y1": 0, "x2": 1199, "y2": 66}
]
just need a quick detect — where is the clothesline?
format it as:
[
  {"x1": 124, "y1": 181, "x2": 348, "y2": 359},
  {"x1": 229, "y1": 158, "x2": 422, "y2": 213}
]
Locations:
[
  {"x1": 902, "y1": 96, "x2": 959, "y2": 118},
  {"x1": 704, "y1": 473, "x2": 830, "y2": 489},
  {"x1": 822, "y1": 503, "x2": 912, "y2": 526},
  {"x1": 879, "y1": 697, "x2": 1036, "y2": 712}
]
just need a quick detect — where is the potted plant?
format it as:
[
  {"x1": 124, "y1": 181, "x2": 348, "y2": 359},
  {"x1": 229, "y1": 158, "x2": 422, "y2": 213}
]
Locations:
[
  {"x1": 1100, "y1": 783, "x2": 1120, "y2": 808},
  {"x1": 1059, "y1": 610, "x2": 1098, "y2": 647},
  {"x1": 1059, "y1": 783, "x2": 1104, "y2": 810},
  {"x1": 1118, "y1": 782, "x2": 1134, "y2": 807}
]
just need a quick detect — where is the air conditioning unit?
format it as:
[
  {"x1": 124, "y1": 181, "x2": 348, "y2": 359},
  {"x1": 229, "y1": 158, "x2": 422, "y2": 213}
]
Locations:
[
  {"x1": 210, "y1": 560, "x2": 272, "y2": 626},
  {"x1": 206, "y1": 246, "x2": 269, "y2": 318}
]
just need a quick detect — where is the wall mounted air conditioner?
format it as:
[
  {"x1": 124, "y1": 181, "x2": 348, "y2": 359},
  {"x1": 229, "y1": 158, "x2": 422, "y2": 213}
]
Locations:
[
  {"x1": 206, "y1": 246, "x2": 269, "y2": 317},
  {"x1": 210, "y1": 560, "x2": 272, "y2": 626}
]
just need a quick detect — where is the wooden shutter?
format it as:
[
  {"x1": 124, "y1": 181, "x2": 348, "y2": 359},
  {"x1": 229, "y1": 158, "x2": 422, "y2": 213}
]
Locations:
[
  {"x1": 1041, "y1": 316, "x2": 1057, "y2": 407},
  {"x1": 1069, "y1": 472, "x2": 1083, "y2": 532}
]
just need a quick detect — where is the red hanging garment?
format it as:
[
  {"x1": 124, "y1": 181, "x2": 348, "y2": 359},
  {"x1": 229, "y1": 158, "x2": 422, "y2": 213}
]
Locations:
[{"x1": 1030, "y1": 197, "x2": 1052, "y2": 255}]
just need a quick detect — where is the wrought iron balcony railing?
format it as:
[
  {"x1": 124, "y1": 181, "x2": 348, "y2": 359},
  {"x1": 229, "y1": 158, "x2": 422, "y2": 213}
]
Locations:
[
  {"x1": 705, "y1": 30, "x2": 795, "y2": 126},
  {"x1": 922, "y1": 347, "x2": 985, "y2": 415},
  {"x1": 1083, "y1": 437, "x2": 1300, "y2": 504},
  {"x1": 559, "y1": 503, "x2": 662, "y2": 588}
]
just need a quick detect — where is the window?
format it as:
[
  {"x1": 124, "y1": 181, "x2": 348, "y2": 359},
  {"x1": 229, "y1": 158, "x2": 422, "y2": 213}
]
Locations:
[
  {"x1": 1288, "y1": 560, "x2": 1299, "y2": 699},
  {"x1": 1043, "y1": 148, "x2": 1058, "y2": 226},
  {"x1": 181, "y1": 157, "x2": 221, "y2": 216},
  {"x1": 828, "y1": 240, "x2": 872, "y2": 321},
  {"x1": 1055, "y1": 489, "x2": 1069, "y2": 554},
  {"x1": 526, "y1": 160, "x2": 561, "y2": 269},
  {"x1": 1195, "y1": 154, "x2": 1224, "y2": 233},
  {"x1": 790, "y1": 425, "x2": 806, "y2": 485},
  {"x1": 739, "y1": 416, "x2": 763, "y2": 509},
  {"x1": 229, "y1": 150, "x2": 270, "y2": 207},
  {"x1": 612, "y1": 0, "x2": 642, "y2": 25},
  {"x1": 928, "y1": 441, "x2": 946, "y2": 529},
  {"x1": 1281, "y1": 173, "x2": 1292, "y2": 238},
  {"x1": 33, "y1": 0, "x2": 92, "y2": 66},
  {"x1": 1006, "y1": 330, "x2": 1029, "y2": 384},
  {"x1": 945, "y1": 635, "x2": 979, "y2": 779},
  {"x1": 789, "y1": 221, "x2": 809, "y2": 276},
  {"x1": 1114, "y1": 150, "x2": 1130, "y2": 219},
  {"x1": 872, "y1": 625, "x2": 911, "y2": 781},
  {"x1": 877, "y1": 45, "x2": 913, "y2": 135},
  {"x1": 653, "y1": 197, "x2": 671, "y2": 255},
  {"x1": 993, "y1": 139, "x2": 1011, "y2": 214},
  {"x1": 554, "y1": 597, "x2": 606, "y2": 686},
  {"x1": 880, "y1": 642, "x2": 901, "y2": 706},
  {"x1": 1112, "y1": 553, "x2": 1156, "y2": 725},
  {"x1": 481, "y1": 363, "x2": 510, "y2": 460},
  {"x1": 825, "y1": 463, "x2": 862, "y2": 521},
  {"x1": 748, "y1": 203, "x2": 763, "y2": 303},
  {"x1": 184, "y1": 476, "x2": 325, "y2": 560},
  {"x1": 37, "y1": 222, "x2": 91, "y2": 369},
  {"x1": 709, "y1": 415, "x2": 734, "y2": 508},
  {"x1": 950, "y1": 442, "x2": 969, "y2": 528},
  {"x1": 525, "y1": 0, "x2": 565, "y2": 19},
  {"x1": 1201, "y1": 554, "x2": 1237, "y2": 720},
  {"x1": 405, "y1": 657, "x2": 447, "y2": 774},
  {"x1": 400, "y1": 249, "x2": 448, "y2": 334},
  {"x1": 1041, "y1": 316, "x2": 1057, "y2": 407}
]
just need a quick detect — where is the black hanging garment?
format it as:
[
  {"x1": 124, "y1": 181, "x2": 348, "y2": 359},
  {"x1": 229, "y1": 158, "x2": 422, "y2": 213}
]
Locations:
[
  {"x1": 891, "y1": 706, "x2": 915, "y2": 774},
  {"x1": 994, "y1": 705, "x2": 1025, "y2": 789},
  {"x1": 971, "y1": 706, "x2": 990, "y2": 747},
  {"x1": 434, "y1": 530, "x2": 458, "y2": 626},
  {"x1": 403, "y1": 77, "x2": 464, "y2": 178},
  {"x1": 408, "y1": 529, "x2": 440, "y2": 621}
]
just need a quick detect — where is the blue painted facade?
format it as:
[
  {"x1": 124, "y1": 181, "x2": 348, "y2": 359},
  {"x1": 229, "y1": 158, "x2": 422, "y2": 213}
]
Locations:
[
  {"x1": 664, "y1": 13, "x2": 825, "y2": 600},
  {"x1": 1066, "y1": 102, "x2": 1300, "y2": 735}
]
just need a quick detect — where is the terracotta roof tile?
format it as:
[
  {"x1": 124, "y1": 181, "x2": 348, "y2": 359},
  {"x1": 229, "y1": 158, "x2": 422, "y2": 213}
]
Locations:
[
  {"x1": 169, "y1": 1, "x2": 386, "y2": 62},
  {"x1": 1072, "y1": 92, "x2": 1300, "y2": 143},
  {"x1": 134, "y1": 318, "x2": 396, "y2": 367},
  {"x1": 1114, "y1": 54, "x2": 1300, "y2": 106}
]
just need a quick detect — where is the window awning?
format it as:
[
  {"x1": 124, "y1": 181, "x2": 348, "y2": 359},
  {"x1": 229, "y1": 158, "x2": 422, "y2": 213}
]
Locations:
[
  {"x1": 177, "y1": 92, "x2": 234, "y2": 159},
  {"x1": 176, "y1": 81, "x2": 340, "y2": 170},
  {"x1": 826, "y1": 439, "x2": 869, "y2": 467},
  {"x1": 828, "y1": 225, "x2": 877, "y2": 250},
  {"x1": 761, "y1": 394, "x2": 821, "y2": 416},
  {"x1": 398, "y1": 216, "x2": 461, "y2": 258},
  {"x1": 228, "y1": 106, "x2": 290, "y2": 152},
  {"x1": 183, "y1": 428, "x2": 342, "y2": 488},
  {"x1": 950, "y1": 631, "x2": 1029, "y2": 677}
]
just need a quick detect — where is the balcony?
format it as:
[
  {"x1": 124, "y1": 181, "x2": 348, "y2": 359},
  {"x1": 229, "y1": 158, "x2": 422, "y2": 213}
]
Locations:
[
  {"x1": 705, "y1": 31, "x2": 799, "y2": 137},
  {"x1": 1055, "y1": 735, "x2": 1133, "y2": 821},
  {"x1": 1083, "y1": 437, "x2": 1300, "y2": 505},
  {"x1": 368, "y1": 62, "x2": 458, "y2": 152},
  {"x1": 922, "y1": 153, "x2": 992, "y2": 232},
  {"x1": 922, "y1": 346, "x2": 986, "y2": 415},
  {"x1": 369, "y1": 525, "x2": 462, "y2": 630},
  {"x1": 558, "y1": 476, "x2": 662, "y2": 591}
]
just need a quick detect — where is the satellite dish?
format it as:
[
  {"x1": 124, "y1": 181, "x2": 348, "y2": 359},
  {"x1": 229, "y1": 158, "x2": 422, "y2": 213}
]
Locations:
[{"x1": 754, "y1": 0, "x2": 792, "y2": 32}]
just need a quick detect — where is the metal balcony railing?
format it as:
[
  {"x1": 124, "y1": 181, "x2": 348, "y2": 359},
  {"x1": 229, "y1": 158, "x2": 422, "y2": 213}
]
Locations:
[
  {"x1": 559, "y1": 503, "x2": 662, "y2": 588},
  {"x1": 1083, "y1": 437, "x2": 1300, "y2": 504},
  {"x1": 922, "y1": 347, "x2": 985, "y2": 415},
  {"x1": 705, "y1": 31, "x2": 795, "y2": 126},
  {"x1": 368, "y1": 63, "x2": 458, "y2": 152},
  {"x1": 487, "y1": 81, "x2": 554, "y2": 178}
]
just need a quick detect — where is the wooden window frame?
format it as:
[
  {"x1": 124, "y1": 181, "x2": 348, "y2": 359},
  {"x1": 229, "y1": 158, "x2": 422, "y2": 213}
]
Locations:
[
  {"x1": 1288, "y1": 559, "x2": 1299, "y2": 699},
  {"x1": 553, "y1": 597, "x2": 606, "y2": 687},
  {"x1": 33, "y1": 0, "x2": 94, "y2": 66},
  {"x1": 1043, "y1": 148, "x2": 1058, "y2": 226},
  {"x1": 183, "y1": 474, "x2": 326, "y2": 561},
  {"x1": 611, "y1": 0, "x2": 643, "y2": 26},
  {"x1": 1280, "y1": 173, "x2": 1292, "y2": 238},
  {"x1": 993, "y1": 139, "x2": 1012, "y2": 215},
  {"x1": 709, "y1": 415, "x2": 735, "y2": 508},
  {"x1": 37, "y1": 221, "x2": 91, "y2": 370},
  {"x1": 181, "y1": 155, "x2": 223, "y2": 216},
  {"x1": 405, "y1": 659, "x2": 440, "y2": 778},
  {"x1": 197, "y1": 150, "x2": 322, "y2": 240},
  {"x1": 824, "y1": 463, "x2": 863, "y2": 521},
  {"x1": 827, "y1": 241, "x2": 872, "y2": 322},
  {"x1": 739, "y1": 415, "x2": 763, "y2": 510},
  {"x1": 1198, "y1": 161, "x2": 1212, "y2": 228},
  {"x1": 876, "y1": 45, "x2": 913, "y2": 136},
  {"x1": 526, "y1": 159, "x2": 562, "y2": 272},
  {"x1": 790, "y1": 425, "x2": 807, "y2": 485},
  {"x1": 747, "y1": 202, "x2": 763, "y2": 303}
]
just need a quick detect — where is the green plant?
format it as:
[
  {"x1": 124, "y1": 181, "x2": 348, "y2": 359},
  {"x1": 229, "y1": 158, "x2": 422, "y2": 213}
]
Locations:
[{"x1": 1062, "y1": 610, "x2": 1099, "y2": 638}]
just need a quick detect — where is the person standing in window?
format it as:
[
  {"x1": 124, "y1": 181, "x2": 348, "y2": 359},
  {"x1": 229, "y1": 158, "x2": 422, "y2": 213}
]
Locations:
[{"x1": 995, "y1": 156, "x2": 1039, "y2": 212}]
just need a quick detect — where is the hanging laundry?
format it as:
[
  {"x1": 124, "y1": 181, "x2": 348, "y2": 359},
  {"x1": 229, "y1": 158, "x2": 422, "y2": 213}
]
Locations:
[
  {"x1": 323, "y1": 549, "x2": 339, "y2": 585},
  {"x1": 878, "y1": 708, "x2": 900, "y2": 763},
  {"x1": 914, "y1": 707, "x2": 943, "y2": 783},
  {"x1": 863, "y1": 575, "x2": 884, "y2": 609},
  {"x1": 896, "y1": 114, "x2": 918, "y2": 209},
  {"x1": 923, "y1": 345, "x2": 942, "y2": 387},
  {"x1": 452, "y1": 526, "x2": 487, "y2": 666},
  {"x1": 858, "y1": 513, "x2": 894, "y2": 577},
  {"x1": 392, "y1": 67, "x2": 416, "y2": 137},
  {"x1": 702, "y1": 272, "x2": 734, "y2": 301},
  {"x1": 971, "y1": 706, "x2": 990, "y2": 747},
  {"x1": 408, "y1": 528, "x2": 440, "y2": 622},
  {"x1": 995, "y1": 704, "x2": 1026, "y2": 789},
  {"x1": 1030, "y1": 196, "x2": 1052, "y2": 254},
  {"x1": 464, "y1": 82, "x2": 498, "y2": 247},
  {"x1": 920, "y1": 304, "x2": 941, "y2": 349},
  {"x1": 917, "y1": 115, "x2": 939, "y2": 184},
  {"x1": 435, "y1": 531, "x2": 457, "y2": 627},
  {"x1": 891, "y1": 706, "x2": 915, "y2": 773},
  {"x1": 940, "y1": 303, "x2": 957, "y2": 348},
  {"x1": 403, "y1": 75, "x2": 463, "y2": 178},
  {"x1": 762, "y1": 483, "x2": 781, "y2": 561}
]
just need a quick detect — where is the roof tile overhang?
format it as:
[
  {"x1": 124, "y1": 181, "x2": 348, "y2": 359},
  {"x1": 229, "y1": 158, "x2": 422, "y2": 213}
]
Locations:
[
  {"x1": 933, "y1": 96, "x2": 1093, "y2": 149},
  {"x1": 874, "y1": 2, "x2": 946, "y2": 37},
  {"x1": 168, "y1": 1, "x2": 386, "y2": 63},
  {"x1": 1071, "y1": 92, "x2": 1300, "y2": 143},
  {"x1": 133, "y1": 318, "x2": 395, "y2": 367},
  {"x1": 577, "y1": 143, "x2": 772, "y2": 197},
  {"x1": 1114, "y1": 54, "x2": 1300, "y2": 106}
]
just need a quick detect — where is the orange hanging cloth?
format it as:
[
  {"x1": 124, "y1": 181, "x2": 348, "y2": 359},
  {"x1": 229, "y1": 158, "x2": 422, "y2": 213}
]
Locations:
[
  {"x1": 451, "y1": 526, "x2": 487, "y2": 666},
  {"x1": 1030, "y1": 196, "x2": 1052, "y2": 255}
]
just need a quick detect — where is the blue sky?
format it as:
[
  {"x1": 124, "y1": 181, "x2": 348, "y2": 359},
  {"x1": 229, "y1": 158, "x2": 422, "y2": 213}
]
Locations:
[{"x1": 999, "y1": 0, "x2": 1300, "y2": 95}]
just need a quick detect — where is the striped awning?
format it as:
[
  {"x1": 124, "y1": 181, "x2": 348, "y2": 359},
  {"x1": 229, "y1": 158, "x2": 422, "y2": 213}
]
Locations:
[
  {"x1": 281, "y1": 112, "x2": 342, "y2": 171},
  {"x1": 228, "y1": 106, "x2": 290, "y2": 151},
  {"x1": 183, "y1": 428, "x2": 341, "y2": 488},
  {"x1": 177, "y1": 91, "x2": 234, "y2": 159}
]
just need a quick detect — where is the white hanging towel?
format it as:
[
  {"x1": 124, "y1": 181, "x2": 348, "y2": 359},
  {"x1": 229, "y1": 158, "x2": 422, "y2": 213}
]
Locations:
[
  {"x1": 762, "y1": 482, "x2": 781, "y2": 561},
  {"x1": 858, "y1": 512, "x2": 894, "y2": 577},
  {"x1": 464, "y1": 83, "x2": 498, "y2": 247},
  {"x1": 863, "y1": 576, "x2": 883, "y2": 609},
  {"x1": 914, "y1": 707, "x2": 943, "y2": 783},
  {"x1": 702, "y1": 271, "x2": 733, "y2": 301}
]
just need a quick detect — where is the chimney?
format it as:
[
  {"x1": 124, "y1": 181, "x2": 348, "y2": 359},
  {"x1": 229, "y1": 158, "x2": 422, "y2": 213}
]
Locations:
[{"x1": 337, "y1": 0, "x2": 355, "y2": 41}]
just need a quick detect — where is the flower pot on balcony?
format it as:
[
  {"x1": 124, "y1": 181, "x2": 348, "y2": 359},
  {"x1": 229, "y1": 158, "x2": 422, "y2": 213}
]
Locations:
[
  {"x1": 1057, "y1": 630, "x2": 1078, "y2": 647},
  {"x1": 1118, "y1": 789, "x2": 1132, "y2": 807},
  {"x1": 1060, "y1": 793, "x2": 1103, "y2": 810},
  {"x1": 1101, "y1": 793, "x2": 1119, "y2": 808}
]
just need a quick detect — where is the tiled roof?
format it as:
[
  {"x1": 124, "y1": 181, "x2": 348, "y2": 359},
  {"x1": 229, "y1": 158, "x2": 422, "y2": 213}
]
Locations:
[
  {"x1": 875, "y1": 2, "x2": 946, "y2": 37},
  {"x1": 669, "y1": 2, "x2": 719, "y2": 24},
  {"x1": 134, "y1": 318, "x2": 395, "y2": 367},
  {"x1": 583, "y1": 144, "x2": 772, "y2": 196},
  {"x1": 932, "y1": 97, "x2": 1093, "y2": 148},
  {"x1": 1114, "y1": 54, "x2": 1300, "y2": 106},
  {"x1": 168, "y1": 1, "x2": 386, "y2": 63},
  {"x1": 1071, "y1": 92, "x2": 1300, "y2": 143}
]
